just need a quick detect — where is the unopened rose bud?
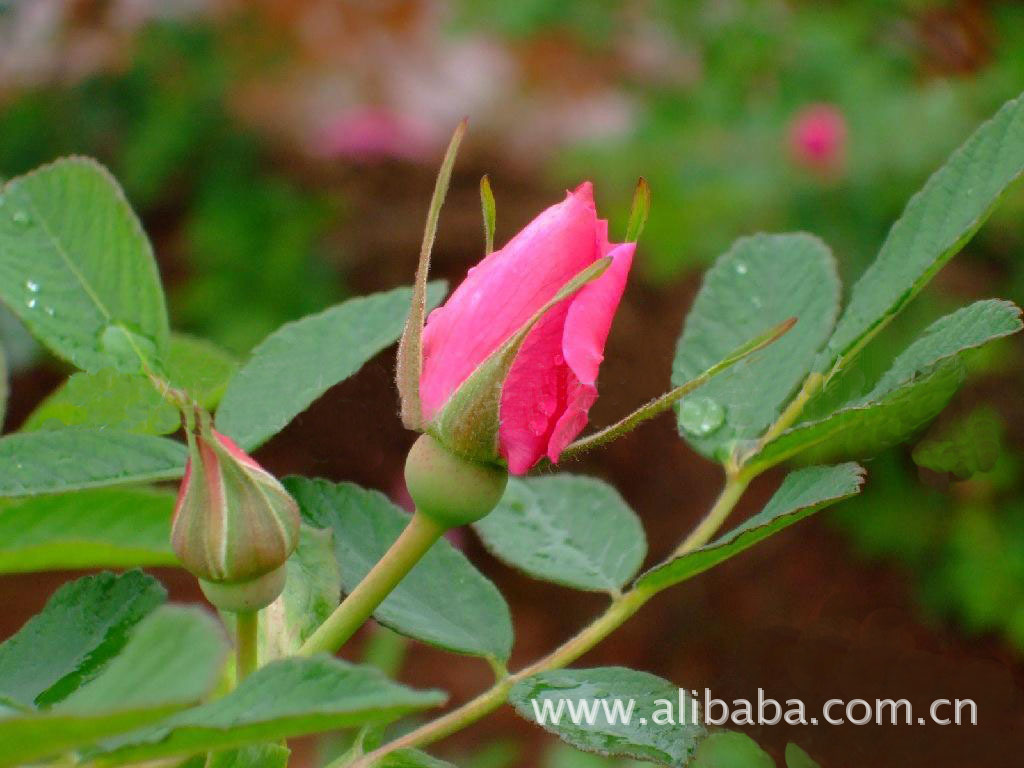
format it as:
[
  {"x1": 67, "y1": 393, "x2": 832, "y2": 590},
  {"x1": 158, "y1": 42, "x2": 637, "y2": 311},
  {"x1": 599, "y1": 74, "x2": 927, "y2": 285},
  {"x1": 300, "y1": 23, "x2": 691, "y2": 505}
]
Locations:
[
  {"x1": 417, "y1": 182, "x2": 634, "y2": 474},
  {"x1": 172, "y1": 413, "x2": 300, "y2": 612}
]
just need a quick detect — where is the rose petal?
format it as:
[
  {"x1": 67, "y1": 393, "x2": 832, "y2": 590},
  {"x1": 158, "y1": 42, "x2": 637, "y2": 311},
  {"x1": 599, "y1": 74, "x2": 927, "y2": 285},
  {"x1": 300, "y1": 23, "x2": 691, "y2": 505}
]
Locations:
[
  {"x1": 420, "y1": 184, "x2": 600, "y2": 420},
  {"x1": 562, "y1": 242, "x2": 635, "y2": 387},
  {"x1": 498, "y1": 304, "x2": 572, "y2": 474},
  {"x1": 547, "y1": 377, "x2": 599, "y2": 464}
]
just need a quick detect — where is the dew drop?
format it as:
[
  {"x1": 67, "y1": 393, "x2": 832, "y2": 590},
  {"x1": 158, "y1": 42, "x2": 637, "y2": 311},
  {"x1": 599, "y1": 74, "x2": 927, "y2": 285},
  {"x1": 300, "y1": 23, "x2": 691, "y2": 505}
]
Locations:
[
  {"x1": 44, "y1": 306, "x2": 56, "y2": 317},
  {"x1": 734, "y1": 261, "x2": 748, "y2": 275},
  {"x1": 12, "y1": 210, "x2": 30, "y2": 226},
  {"x1": 26, "y1": 298, "x2": 37, "y2": 309},
  {"x1": 25, "y1": 280, "x2": 39, "y2": 293},
  {"x1": 679, "y1": 396, "x2": 725, "y2": 437}
]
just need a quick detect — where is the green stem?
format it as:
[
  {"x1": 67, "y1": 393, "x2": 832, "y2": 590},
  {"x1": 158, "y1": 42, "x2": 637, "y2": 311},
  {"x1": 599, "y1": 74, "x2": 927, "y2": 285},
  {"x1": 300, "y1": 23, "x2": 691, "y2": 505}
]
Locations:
[
  {"x1": 234, "y1": 611, "x2": 258, "y2": 683},
  {"x1": 671, "y1": 471, "x2": 750, "y2": 557},
  {"x1": 352, "y1": 475, "x2": 751, "y2": 767},
  {"x1": 753, "y1": 371, "x2": 823, "y2": 451},
  {"x1": 299, "y1": 510, "x2": 446, "y2": 656}
]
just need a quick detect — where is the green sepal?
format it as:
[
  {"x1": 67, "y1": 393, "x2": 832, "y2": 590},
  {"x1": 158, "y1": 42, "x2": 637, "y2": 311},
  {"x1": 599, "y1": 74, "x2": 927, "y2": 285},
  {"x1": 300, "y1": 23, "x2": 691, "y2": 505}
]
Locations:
[
  {"x1": 428, "y1": 257, "x2": 612, "y2": 464},
  {"x1": 396, "y1": 120, "x2": 467, "y2": 431},
  {"x1": 480, "y1": 174, "x2": 496, "y2": 255},
  {"x1": 625, "y1": 177, "x2": 650, "y2": 243}
]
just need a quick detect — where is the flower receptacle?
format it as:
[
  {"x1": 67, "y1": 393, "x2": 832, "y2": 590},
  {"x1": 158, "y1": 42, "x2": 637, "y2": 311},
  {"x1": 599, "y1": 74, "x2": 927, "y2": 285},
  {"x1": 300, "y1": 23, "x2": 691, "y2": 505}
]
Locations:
[
  {"x1": 404, "y1": 434, "x2": 508, "y2": 528},
  {"x1": 199, "y1": 565, "x2": 287, "y2": 613}
]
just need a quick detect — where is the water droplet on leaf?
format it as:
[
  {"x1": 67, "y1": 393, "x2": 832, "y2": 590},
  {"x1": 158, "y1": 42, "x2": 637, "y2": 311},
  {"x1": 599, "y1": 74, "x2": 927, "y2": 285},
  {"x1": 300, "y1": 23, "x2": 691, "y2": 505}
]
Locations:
[
  {"x1": 25, "y1": 280, "x2": 39, "y2": 293},
  {"x1": 734, "y1": 261, "x2": 748, "y2": 275},
  {"x1": 25, "y1": 298, "x2": 37, "y2": 309},
  {"x1": 12, "y1": 210, "x2": 30, "y2": 226},
  {"x1": 679, "y1": 396, "x2": 725, "y2": 437}
]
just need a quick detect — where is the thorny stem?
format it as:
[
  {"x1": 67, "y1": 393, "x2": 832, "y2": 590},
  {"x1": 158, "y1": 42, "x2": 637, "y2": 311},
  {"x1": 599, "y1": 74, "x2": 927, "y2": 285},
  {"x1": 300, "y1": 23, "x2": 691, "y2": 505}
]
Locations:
[
  {"x1": 298, "y1": 511, "x2": 446, "y2": 656},
  {"x1": 352, "y1": 472, "x2": 753, "y2": 767}
]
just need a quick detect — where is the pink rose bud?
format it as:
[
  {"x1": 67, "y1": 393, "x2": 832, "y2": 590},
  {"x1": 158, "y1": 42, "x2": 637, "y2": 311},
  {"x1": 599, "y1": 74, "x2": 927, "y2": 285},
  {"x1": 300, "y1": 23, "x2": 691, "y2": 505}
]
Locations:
[
  {"x1": 171, "y1": 417, "x2": 301, "y2": 611},
  {"x1": 788, "y1": 104, "x2": 847, "y2": 175},
  {"x1": 420, "y1": 182, "x2": 634, "y2": 475}
]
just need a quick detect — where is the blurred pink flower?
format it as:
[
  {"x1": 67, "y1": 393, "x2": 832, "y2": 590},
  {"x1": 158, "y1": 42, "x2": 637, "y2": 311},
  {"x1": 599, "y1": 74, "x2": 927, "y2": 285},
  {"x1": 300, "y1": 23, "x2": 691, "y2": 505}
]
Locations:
[
  {"x1": 420, "y1": 182, "x2": 634, "y2": 474},
  {"x1": 315, "y1": 107, "x2": 435, "y2": 162},
  {"x1": 788, "y1": 104, "x2": 847, "y2": 176}
]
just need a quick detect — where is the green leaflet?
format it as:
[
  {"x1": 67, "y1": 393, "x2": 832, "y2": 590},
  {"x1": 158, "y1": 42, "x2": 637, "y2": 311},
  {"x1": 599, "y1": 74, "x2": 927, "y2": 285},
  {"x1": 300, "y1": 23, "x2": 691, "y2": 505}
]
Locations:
[
  {"x1": 0, "y1": 157, "x2": 169, "y2": 373},
  {"x1": 692, "y1": 732, "x2": 774, "y2": 768},
  {"x1": 0, "y1": 429, "x2": 185, "y2": 496},
  {"x1": 786, "y1": 743, "x2": 822, "y2": 768},
  {"x1": 0, "y1": 571, "x2": 166, "y2": 708},
  {"x1": 511, "y1": 667, "x2": 705, "y2": 766},
  {"x1": 475, "y1": 475, "x2": 646, "y2": 593},
  {"x1": 381, "y1": 749, "x2": 459, "y2": 768},
  {"x1": 749, "y1": 360, "x2": 965, "y2": 470},
  {"x1": 90, "y1": 656, "x2": 445, "y2": 763},
  {"x1": 216, "y1": 282, "x2": 447, "y2": 451},
  {"x1": 0, "y1": 488, "x2": 176, "y2": 574},
  {"x1": 673, "y1": 233, "x2": 839, "y2": 463},
  {"x1": 751, "y1": 299, "x2": 1021, "y2": 468},
  {"x1": 823, "y1": 89, "x2": 1024, "y2": 366},
  {"x1": 0, "y1": 606, "x2": 227, "y2": 768},
  {"x1": 23, "y1": 334, "x2": 236, "y2": 434},
  {"x1": 866, "y1": 299, "x2": 1021, "y2": 399},
  {"x1": 258, "y1": 524, "x2": 341, "y2": 661},
  {"x1": 912, "y1": 407, "x2": 1001, "y2": 479},
  {"x1": 206, "y1": 744, "x2": 291, "y2": 768}
]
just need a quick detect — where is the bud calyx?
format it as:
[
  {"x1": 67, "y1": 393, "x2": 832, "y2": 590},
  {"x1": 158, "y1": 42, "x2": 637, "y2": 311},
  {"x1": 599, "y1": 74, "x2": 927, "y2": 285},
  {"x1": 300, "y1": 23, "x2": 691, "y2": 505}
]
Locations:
[{"x1": 171, "y1": 410, "x2": 300, "y2": 611}]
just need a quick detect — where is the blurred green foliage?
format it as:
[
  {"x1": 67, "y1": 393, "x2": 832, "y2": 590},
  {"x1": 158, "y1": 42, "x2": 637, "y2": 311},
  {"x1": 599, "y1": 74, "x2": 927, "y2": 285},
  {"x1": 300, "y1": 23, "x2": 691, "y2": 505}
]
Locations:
[
  {"x1": 836, "y1": 439, "x2": 1024, "y2": 649},
  {"x1": 508, "y1": 1, "x2": 1024, "y2": 284},
  {"x1": 0, "y1": 22, "x2": 340, "y2": 354}
]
